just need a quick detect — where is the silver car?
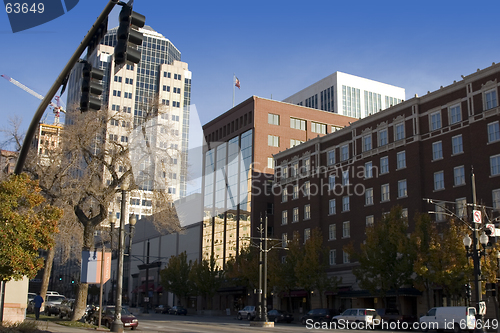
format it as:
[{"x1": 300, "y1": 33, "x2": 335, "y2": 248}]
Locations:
[{"x1": 237, "y1": 305, "x2": 256, "y2": 321}]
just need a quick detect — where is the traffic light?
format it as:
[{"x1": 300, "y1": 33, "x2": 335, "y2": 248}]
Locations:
[
  {"x1": 114, "y1": 5, "x2": 145, "y2": 66},
  {"x1": 464, "y1": 284, "x2": 471, "y2": 299},
  {"x1": 80, "y1": 62, "x2": 104, "y2": 112},
  {"x1": 59, "y1": 275, "x2": 62, "y2": 281},
  {"x1": 71, "y1": 279, "x2": 75, "y2": 284},
  {"x1": 485, "y1": 226, "x2": 496, "y2": 247},
  {"x1": 87, "y1": 16, "x2": 108, "y2": 57}
]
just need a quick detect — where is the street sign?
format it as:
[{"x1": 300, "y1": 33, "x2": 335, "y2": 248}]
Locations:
[
  {"x1": 473, "y1": 210, "x2": 482, "y2": 224},
  {"x1": 479, "y1": 301, "x2": 486, "y2": 315},
  {"x1": 486, "y1": 224, "x2": 495, "y2": 235}
]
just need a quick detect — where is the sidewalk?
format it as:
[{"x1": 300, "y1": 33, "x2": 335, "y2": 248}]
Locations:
[{"x1": 28, "y1": 318, "x2": 104, "y2": 333}]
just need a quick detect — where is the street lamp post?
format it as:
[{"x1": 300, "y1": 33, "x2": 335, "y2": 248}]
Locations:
[
  {"x1": 462, "y1": 168, "x2": 488, "y2": 333},
  {"x1": 111, "y1": 190, "x2": 127, "y2": 333}
]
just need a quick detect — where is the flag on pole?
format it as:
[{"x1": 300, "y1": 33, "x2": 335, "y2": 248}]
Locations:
[{"x1": 235, "y1": 76, "x2": 240, "y2": 89}]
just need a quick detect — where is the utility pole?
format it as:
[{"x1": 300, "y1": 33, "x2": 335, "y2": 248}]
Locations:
[{"x1": 111, "y1": 190, "x2": 127, "y2": 333}]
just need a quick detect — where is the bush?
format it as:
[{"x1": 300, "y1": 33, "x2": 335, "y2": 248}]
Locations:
[{"x1": 0, "y1": 321, "x2": 47, "y2": 333}]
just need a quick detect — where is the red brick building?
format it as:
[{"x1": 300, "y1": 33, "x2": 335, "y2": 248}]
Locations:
[{"x1": 273, "y1": 63, "x2": 500, "y2": 315}]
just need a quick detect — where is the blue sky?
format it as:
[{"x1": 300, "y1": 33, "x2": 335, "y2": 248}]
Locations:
[{"x1": 1, "y1": 0, "x2": 500, "y2": 146}]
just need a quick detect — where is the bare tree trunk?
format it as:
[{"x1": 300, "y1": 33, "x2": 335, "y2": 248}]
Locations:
[
  {"x1": 70, "y1": 222, "x2": 95, "y2": 321},
  {"x1": 40, "y1": 247, "x2": 55, "y2": 300}
]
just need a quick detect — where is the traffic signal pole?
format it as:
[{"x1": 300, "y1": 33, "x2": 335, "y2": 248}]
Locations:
[{"x1": 14, "y1": 0, "x2": 119, "y2": 175}]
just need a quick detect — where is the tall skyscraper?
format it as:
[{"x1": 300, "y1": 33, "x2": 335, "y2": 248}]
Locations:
[
  {"x1": 66, "y1": 26, "x2": 191, "y2": 219},
  {"x1": 283, "y1": 71, "x2": 405, "y2": 118}
]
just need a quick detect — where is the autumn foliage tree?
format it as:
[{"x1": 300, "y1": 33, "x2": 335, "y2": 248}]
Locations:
[
  {"x1": 345, "y1": 206, "x2": 415, "y2": 309},
  {"x1": 0, "y1": 174, "x2": 61, "y2": 281}
]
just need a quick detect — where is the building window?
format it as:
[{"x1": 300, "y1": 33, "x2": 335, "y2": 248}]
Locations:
[
  {"x1": 434, "y1": 171, "x2": 445, "y2": 190},
  {"x1": 293, "y1": 184, "x2": 298, "y2": 199},
  {"x1": 454, "y1": 165, "x2": 465, "y2": 186},
  {"x1": 485, "y1": 89, "x2": 498, "y2": 110},
  {"x1": 304, "y1": 228, "x2": 311, "y2": 243},
  {"x1": 329, "y1": 199, "x2": 336, "y2": 215},
  {"x1": 267, "y1": 157, "x2": 274, "y2": 169},
  {"x1": 381, "y1": 184, "x2": 390, "y2": 202},
  {"x1": 452, "y1": 135, "x2": 463, "y2": 155},
  {"x1": 281, "y1": 210, "x2": 288, "y2": 225},
  {"x1": 281, "y1": 166, "x2": 288, "y2": 180},
  {"x1": 329, "y1": 224, "x2": 336, "y2": 240},
  {"x1": 282, "y1": 233, "x2": 288, "y2": 248},
  {"x1": 304, "y1": 204, "x2": 311, "y2": 220},
  {"x1": 432, "y1": 141, "x2": 443, "y2": 160},
  {"x1": 493, "y1": 189, "x2": 500, "y2": 210},
  {"x1": 293, "y1": 207, "x2": 299, "y2": 222},
  {"x1": 302, "y1": 181, "x2": 310, "y2": 197},
  {"x1": 488, "y1": 121, "x2": 500, "y2": 143},
  {"x1": 282, "y1": 187, "x2": 288, "y2": 202},
  {"x1": 363, "y1": 135, "x2": 372, "y2": 152},
  {"x1": 430, "y1": 111, "x2": 442, "y2": 131},
  {"x1": 340, "y1": 144, "x2": 349, "y2": 161},
  {"x1": 449, "y1": 104, "x2": 461, "y2": 124},
  {"x1": 365, "y1": 161, "x2": 373, "y2": 178},
  {"x1": 380, "y1": 156, "x2": 389, "y2": 174},
  {"x1": 343, "y1": 250, "x2": 350, "y2": 264},
  {"x1": 397, "y1": 151, "x2": 406, "y2": 169},
  {"x1": 366, "y1": 215, "x2": 374, "y2": 228},
  {"x1": 290, "y1": 161, "x2": 298, "y2": 177},
  {"x1": 303, "y1": 157, "x2": 310, "y2": 173},
  {"x1": 342, "y1": 170, "x2": 349, "y2": 186},
  {"x1": 290, "y1": 139, "x2": 304, "y2": 147},
  {"x1": 491, "y1": 154, "x2": 500, "y2": 176},
  {"x1": 343, "y1": 221, "x2": 350, "y2": 238},
  {"x1": 378, "y1": 129, "x2": 388, "y2": 146},
  {"x1": 435, "y1": 204, "x2": 445, "y2": 222},
  {"x1": 398, "y1": 180, "x2": 407, "y2": 198},
  {"x1": 395, "y1": 122, "x2": 405, "y2": 141},
  {"x1": 268, "y1": 113, "x2": 280, "y2": 125},
  {"x1": 290, "y1": 117, "x2": 306, "y2": 130},
  {"x1": 456, "y1": 197, "x2": 467, "y2": 218},
  {"x1": 342, "y1": 196, "x2": 350, "y2": 212},
  {"x1": 311, "y1": 122, "x2": 327, "y2": 134},
  {"x1": 329, "y1": 249, "x2": 336, "y2": 266},
  {"x1": 327, "y1": 149, "x2": 335, "y2": 165},
  {"x1": 268, "y1": 135, "x2": 279, "y2": 147},
  {"x1": 328, "y1": 175, "x2": 335, "y2": 191},
  {"x1": 365, "y1": 188, "x2": 374, "y2": 206}
]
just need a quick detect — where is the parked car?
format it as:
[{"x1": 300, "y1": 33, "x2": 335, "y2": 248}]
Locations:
[
  {"x1": 154, "y1": 305, "x2": 171, "y2": 314},
  {"x1": 44, "y1": 295, "x2": 66, "y2": 316},
  {"x1": 46, "y1": 291, "x2": 60, "y2": 296},
  {"x1": 377, "y1": 308, "x2": 417, "y2": 324},
  {"x1": 168, "y1": 306, "x2": 187, "y2": 315},
  {"x1": 331, "y1": 308, "x2": 381, "y2": 327},
  {"x1": 57, "y1": 298, "x2": 75, "y2": 319},
  {"x1": 301, "y1": 308, "x2": 336, "y2": 325},
  {"x1": 99, "y1": 306, "x2": 138, "y2": 330},
  {"x1": 27, "y1": 293, "x2": 36, "y2": 314},
  {"x1": 419, "y1": 306, "x2": 476, "y2": 332},
  {"x1": 237, "y1": 305, "x2": 256, "y2": 321},
  {"x1": 267, "y1": 309, "x2": 294, "y2": 323}
]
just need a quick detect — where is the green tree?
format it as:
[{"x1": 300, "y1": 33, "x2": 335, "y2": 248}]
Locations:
[
  {"x1": 189, "y1": 256, "x2": 221, "y2": 309},
  {"x1": 160, "y1": 251, "x2": 192, "y2": 305},
  {"x1": 294, "y1": 228, "x2": 339, "y2": 310},
  {"x1": 0, "y1": 174, "x2": 61, "y2": 281},
  {"x1": 345, "y1": 206, "x2": 415, "y2": 309},
  {"x1": 413, "y1": 216, "x2": 473, "y2": 304}
]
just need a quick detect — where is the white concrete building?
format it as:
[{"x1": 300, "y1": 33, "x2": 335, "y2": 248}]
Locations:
[{"x1": 283, "y1": 71, "x2": 405, "y2": 119}]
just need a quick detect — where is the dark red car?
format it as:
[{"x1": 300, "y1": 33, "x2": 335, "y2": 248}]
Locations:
[{"x1": 100, "y1": 306, "x2": 138, "y2": 330}]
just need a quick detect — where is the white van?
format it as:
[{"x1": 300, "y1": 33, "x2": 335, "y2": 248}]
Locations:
[{"x1": 420, "y1": 306, "x2": 476, "y2": 332}]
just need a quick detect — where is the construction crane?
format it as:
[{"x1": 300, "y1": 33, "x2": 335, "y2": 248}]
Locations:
[{"x1": 1, "y1": 74, "x2": 66, "y2": 124}]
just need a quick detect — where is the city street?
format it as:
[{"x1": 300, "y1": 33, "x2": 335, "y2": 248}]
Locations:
[{"x1": 129, "y1": 313, "x2": 393, "y2": 333}]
